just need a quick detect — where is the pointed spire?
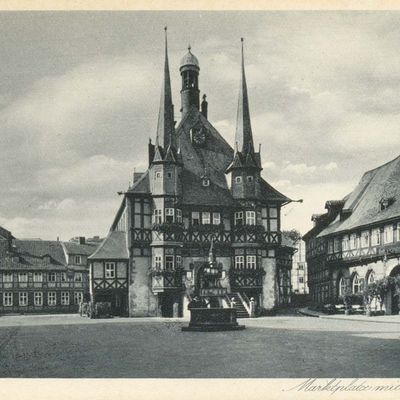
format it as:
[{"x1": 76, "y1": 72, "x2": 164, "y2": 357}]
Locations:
[
  {"x1": 235, "y1": 38, "x2": 255, "y2": 155},
  {"x1": 156, "y1": 27, "x2": 175, "y2": 150}
]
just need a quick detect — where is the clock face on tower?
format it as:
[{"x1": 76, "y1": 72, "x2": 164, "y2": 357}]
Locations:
[{"x1": 191, "y1": 126, "x2": 207, "y2": 145}]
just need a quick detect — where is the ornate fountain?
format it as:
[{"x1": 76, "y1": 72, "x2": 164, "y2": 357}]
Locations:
[{"x1": 182, "y1": 240, "x2": 245, "y2": 331}]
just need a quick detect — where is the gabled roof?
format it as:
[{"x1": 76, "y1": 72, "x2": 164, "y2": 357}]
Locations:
[
  {"x1": 16, "y1": 240, "x2": 67, "y2": 265},
  {"x1": 260, "y1": 178, "x2": 291, "y2": 204},
  {"x1": 127, "y1": 170, "x2": 150, "y2": 194},
  {"x1": 62, "y1": 241, "x2": 98, "y2": 256},
  {"x1": 88, "y1": 231, "x2": 128, "y2": 260},
  {"x1": 316, "y1": 155, "x2": 400, "y2": 238},
  {"x1": 181, "y1": 168, "x2": 236, "y2": 207}
]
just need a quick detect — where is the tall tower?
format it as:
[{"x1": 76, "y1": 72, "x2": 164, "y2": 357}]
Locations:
[
  {"x1": 150, "y1": 27, "x2": 182, "y2": 198},
  {"x1": 226, "y1": 38, "x2": 262, "y2": 200},
  {"x1": 180, "y1": 45, "x2": 200, "y2": 116}
]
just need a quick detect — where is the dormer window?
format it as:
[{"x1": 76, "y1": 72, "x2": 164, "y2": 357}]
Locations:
[
  {"x1": 75, "y1": 255, "x2": 81, "y2": 265},
  {"x1": 380, "y1": 197, "x2": 394, "y2": 210},
  {"x1": 202, "y1": 178, "x2": 210, "y2": 187}
]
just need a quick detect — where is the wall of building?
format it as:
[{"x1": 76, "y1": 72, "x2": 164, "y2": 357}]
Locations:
[
  {"x1": 129, "y1": 256, "x2": 157, "y2": 317},
  {"x1": 262, "y1": 256, "x2": 276, "y2": 310}
]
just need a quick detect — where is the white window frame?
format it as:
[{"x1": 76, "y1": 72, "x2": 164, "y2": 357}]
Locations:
[
  {"x1": 48, "y1": 272, "x2": 56, "y2": 282},
  {"x1": 202, "y1": 212, "x2": 211, "y2": 225},
  {"x1": 192, "y1": 212, "x2": 200, "y2": 225},
  {"x1": 235, "y1": 176, "x2": 242, "y2": 183},
  {"x1": 155, "y1": 171, "x2": 162, "y2": 179},
  {"x1": 328, "y1": 240, "x2": 334, "y2": 254},
  {"x1": 371, "y1": 228, "x2": 381, "y2": 246},
  {"x1": 105, "y1": 263, "x2": 116, "y2": 279},
  {"x1": 269, "y1": 207, "x2": 278, "y2": 218},
  {"x1": 176, "y1": 255, "x2": 182, "y2": 269},
  {"x1": 342, "y1": 235, "x2": 349, "y2": 251},
  {"x1": 75, "y1": 255, "x2": 82, "y2": 265},
  {"x1": 384, "y1": 225, "x2": 393, "y2": 244},
  {"x1": 234, "y1": 211, "x2": 244, "y2": 225},
  {"x1": 154, "y1": 256, "x2": 162, "y2": 269},
  {"x1": 212, "y1": 212, "x2": 221, "y2": 225},
  {"x1": 235, "y1": 255, "x2": 244, "y2": 269},
  {"x1": 367, "y1": 271, "x2": 375, "y2": 285},
  {"x1": 34, "y1": 292, "x2": 43, "y2": 306},
  {"x1": 48, "y1": 292, "x2": 57, "y2": 306},
  {"x1": 246, "y1": 176, "x2": 253, "y2": 182},
  {"x1": 352, "y1": 274, "x2": 361, "y2": 293},
  {"x1": 246, "y1": 211, "x2": 256, "y2": 226},
  {"x1": 361, "y1": 231, "x2": 370, "y2": 248},
  {"x1": 61, "y1": 292, "x2": 70, "y2": 305},
  {"x1": 154, "y1": 209, "x2": 163, "y2": 224},
  {"x1": 33, "y1": 272, "x2": 43, "y2": 282},
  {"x1": 246, "y1": 255, "x2": 256, "y2": 269},
  {"x1": 3, "y1": 272, "x2": 13, "y2": 283},
  {"x1": 176, "y1": 209, "x2": 182, "y2": 223},
  {"x1": 165, "y1": 208, "x2": 175, "y2": 223},
  {"x1": 61, "y1": 272, "x2": 67, "y2": 282},
  {"x1": 19, "y1": 292, "x2": 28, "y2": 306},
  {"x1": 3, "y1": 292, "x2": 13, "y2": 306},
  {"x1": 165, "y1": 255, "x2": 174, "y2": 270},
  {"x1": 202, "y1": 178, "x2": 210, "y2": 187},
  {"x1": 18, "y1": 272, "x2": 27, "y2": 283},
  {"x1": 74, "y1": 291, "x2": 83, "y2": 305}
]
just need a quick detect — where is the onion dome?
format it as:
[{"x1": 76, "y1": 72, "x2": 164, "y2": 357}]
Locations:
[{"x1": 180, "y1": 45, "x2": 200, "y2": 70}]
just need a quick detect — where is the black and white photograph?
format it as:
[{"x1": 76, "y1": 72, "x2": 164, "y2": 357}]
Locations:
[{"x1": 0, "y1": 3, "x2": 399, "y2": 397}]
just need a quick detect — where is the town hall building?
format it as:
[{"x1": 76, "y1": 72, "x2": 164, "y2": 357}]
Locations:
[{"x1": 88, "y1": 30, "x2": 295, "y2": 318}]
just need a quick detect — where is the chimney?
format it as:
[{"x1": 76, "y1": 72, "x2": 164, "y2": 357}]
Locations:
[
  {"x1": 148, "y1": 138, "x2": 155, "y2": 166},
  {"x1": 201, "y1": 94, "x2": 208, "y2": 119},
  {"x1": 79, "y1": 236, "x2": 85, "y2": 245},
  {"x1": 133, "y1": 172, "x2": 144, "y2": 185}
]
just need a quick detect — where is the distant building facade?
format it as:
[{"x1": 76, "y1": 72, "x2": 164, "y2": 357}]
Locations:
[
  {"x1": 88, "y1": 33, "x2": 296, "y2": 318},
  {"x1": 303, "y1": 156, "x2": 400, "y2": 314},
  {"x1": 291, "y1": 240, "x2": 308, "y2": 295},
  {"x1": 0, "y1": 227, "x2": 96, "y2": 314}
]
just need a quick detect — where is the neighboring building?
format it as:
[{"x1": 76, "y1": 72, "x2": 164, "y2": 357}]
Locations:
[
  {"x1": 88, "y1": 33, "x2": 295, "y2": 318},
  {"x1": 291, "y1": 240, "x2": 308, "y2": 295},
  {"x1": 0, "y1": 228, "x2": 96, "y2": 314},
  {"x1": 303, "y1": 155, "x2": 400, "y2": 314}
]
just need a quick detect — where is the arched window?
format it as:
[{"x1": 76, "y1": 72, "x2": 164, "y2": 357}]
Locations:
[
  {"x1": 338, "y1": 276, "x2": 346, "y2": 296},
  {"x1": 352, "y1": 273, "x2": 361, "y2": 293},
  {"x1": 367, "y1": 271, "x2": 375, "y2": 285}
]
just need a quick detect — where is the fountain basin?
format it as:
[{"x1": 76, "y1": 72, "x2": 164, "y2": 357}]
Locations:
[{"x1": 181, "y1": 307, "x2": 245, "y2": 332}]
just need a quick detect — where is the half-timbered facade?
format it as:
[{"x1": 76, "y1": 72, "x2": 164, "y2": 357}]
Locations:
[
  {"x1": 89, "y1": 32, "x2": 295, "y2": 318},
  {"x1": 304, "y1": 155, "x2": 400, "y2": 314},
  {"x1": 0, "y1": 227, "x2": 95, "y2": 314}
]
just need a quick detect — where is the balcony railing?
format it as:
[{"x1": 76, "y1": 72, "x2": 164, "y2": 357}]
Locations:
[
  {"x1": 151, "y1": 269, "x2": 183, "y2": 293},
  {"x1": 229, "y1": 268, "x2": 265, "y2": 289}
]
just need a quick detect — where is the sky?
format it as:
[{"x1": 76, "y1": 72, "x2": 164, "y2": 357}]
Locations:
[{"x1": 1, "y1": 11, "x2": 400, "y2": 240}]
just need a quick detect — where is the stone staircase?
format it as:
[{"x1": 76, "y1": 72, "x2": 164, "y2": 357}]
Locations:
[{"x1": 229, "y1": 292, "x2": 250, "y2": 318}]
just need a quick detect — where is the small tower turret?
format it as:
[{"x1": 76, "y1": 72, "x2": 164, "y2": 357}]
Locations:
[
  {"x1": 180, "y1": 45, "x2": 200, "y2": 116},
  {"x1": 226, "y1": 38, "x2": 262, "y2": 200}
]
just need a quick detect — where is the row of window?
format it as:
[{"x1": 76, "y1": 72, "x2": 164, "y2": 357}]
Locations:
[
  {"x1": 153, "y1": 255, "x2": 182, "y2": 270},
  {"x1": 234, "y1": 175, "x2": 255, "y2": 184},
  {"x1": 1, "y1": 272, "x2": 83, "y2": 283},
  {"x1": 154, "y1": 208, "x2": 184, "y2": 224},
  {"x1": 338, "y1": 272, "x2": 375, "y2": 296},
  {"x1": 234, "y1": 255, "x2": 257, "y2": 269},
  {"x1": 152, "y1": 209, "x2": 279, "y2": 228},
  {"x1": 327, "y1": 224, "x2": 400, "y2": 253},
  {"x1": 2, "y1": 291, "x2": 84, "y2": 307}
]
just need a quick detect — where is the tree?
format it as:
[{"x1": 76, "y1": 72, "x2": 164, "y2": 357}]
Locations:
[{"x1": 282, "y1": 229, "x2": 302, "y2": 245}]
